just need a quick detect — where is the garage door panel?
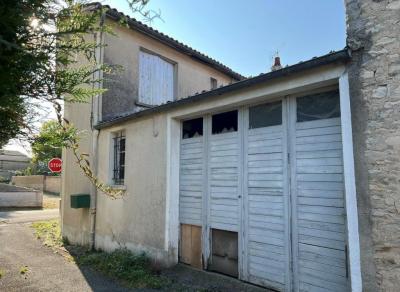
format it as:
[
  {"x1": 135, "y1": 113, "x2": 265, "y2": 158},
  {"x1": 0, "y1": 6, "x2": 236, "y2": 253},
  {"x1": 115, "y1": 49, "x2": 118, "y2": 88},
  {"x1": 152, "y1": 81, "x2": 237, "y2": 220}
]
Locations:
[
  {"x1": 298, "y1": 212, "x2": 345, "y2": 225},
  {"x1": 296, "y1": 124, "x2": 341, "y2": 136},
  {"x1": 293, "y1": 91, "x2": 348, "y2": 291},
  {"x1": 299, "y1": 273, "x2": 347, "y2": 292},
  {"x1": 246, "y1": 100, "x2": 288, "y2": 290},
  {"x1": 296, "y1": 149, "x2": 343, "y2": 159},
  {"x1": 298, "y1": 219, "x2": 344, "y2": 233}
]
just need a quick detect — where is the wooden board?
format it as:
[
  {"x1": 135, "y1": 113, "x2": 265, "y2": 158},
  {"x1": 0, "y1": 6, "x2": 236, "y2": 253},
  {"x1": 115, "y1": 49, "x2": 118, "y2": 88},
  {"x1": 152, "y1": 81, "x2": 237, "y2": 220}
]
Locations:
[{"x1": 179, "y1": 224, "x2": 202, "y2": 269}]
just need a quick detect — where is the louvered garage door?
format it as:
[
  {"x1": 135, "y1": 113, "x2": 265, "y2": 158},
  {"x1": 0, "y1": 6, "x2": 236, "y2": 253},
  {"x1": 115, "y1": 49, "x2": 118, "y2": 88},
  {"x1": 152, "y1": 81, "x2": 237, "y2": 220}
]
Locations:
[
  {"x1": 245, "y1": 101, "x2": 289, "y2": 290},
  {"x1": 291, "y1": 91, "x2": 349, "y2": 292},
  {"x1": 178, "y1": 90, "x2": 350, "y2": 292},
  {"x1": 179, "y1": 118, "x2": 204, "y2": 226},
  {"x1": 208, "y1": 111, "x2": 240, "y2": 232}
]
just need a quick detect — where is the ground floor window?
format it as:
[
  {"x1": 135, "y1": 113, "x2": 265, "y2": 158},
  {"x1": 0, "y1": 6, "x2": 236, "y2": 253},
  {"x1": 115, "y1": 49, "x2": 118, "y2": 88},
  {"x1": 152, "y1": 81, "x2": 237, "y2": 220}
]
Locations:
[{"x1": 112, "y1": 131, "x2": 125, "y2": 185}]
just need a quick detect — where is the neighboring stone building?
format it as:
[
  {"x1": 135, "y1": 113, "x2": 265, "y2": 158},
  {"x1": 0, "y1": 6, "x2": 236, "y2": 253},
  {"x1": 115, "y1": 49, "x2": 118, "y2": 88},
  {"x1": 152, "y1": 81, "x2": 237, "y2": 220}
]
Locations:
[
  {"x1": 0, "y1": 150, "x2": 30, "y2": 180},
  {"x1": 345, "y1": 0, "x2": 400, "y2": 291},
  {"x1": 61, "y1": 2, "x2": 400, "y2": 291}
]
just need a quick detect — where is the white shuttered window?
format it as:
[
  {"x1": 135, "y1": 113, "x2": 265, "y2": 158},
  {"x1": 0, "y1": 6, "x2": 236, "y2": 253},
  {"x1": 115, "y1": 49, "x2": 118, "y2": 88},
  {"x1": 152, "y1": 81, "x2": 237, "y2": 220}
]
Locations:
[{"x1": 139, "y1": 51, "x2": 174, "y2": 105}]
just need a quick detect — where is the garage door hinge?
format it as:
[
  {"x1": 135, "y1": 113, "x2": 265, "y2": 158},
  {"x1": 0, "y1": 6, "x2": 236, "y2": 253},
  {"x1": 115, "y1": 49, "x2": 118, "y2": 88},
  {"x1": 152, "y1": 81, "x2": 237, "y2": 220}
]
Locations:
[{"x1": 287, "y1": 152, "x2": 290, "y2": 161}]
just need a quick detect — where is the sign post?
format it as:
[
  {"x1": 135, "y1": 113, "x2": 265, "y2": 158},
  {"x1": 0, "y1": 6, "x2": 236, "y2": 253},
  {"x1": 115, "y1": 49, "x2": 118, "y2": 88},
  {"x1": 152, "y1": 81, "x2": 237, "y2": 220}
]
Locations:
[{"x1": 48, "y1": 157, "x2": 62, "y2": 173}]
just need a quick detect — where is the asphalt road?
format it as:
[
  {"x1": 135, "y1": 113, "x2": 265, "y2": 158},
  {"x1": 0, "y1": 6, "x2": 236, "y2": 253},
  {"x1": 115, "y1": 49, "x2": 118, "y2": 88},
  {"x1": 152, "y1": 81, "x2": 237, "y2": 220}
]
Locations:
[
  {"x1": 0, "y1": 210, "x2": 130, "y2": 292},
  {"x1": 0, "y1": 209, "x2": 59, "y2": 224}
]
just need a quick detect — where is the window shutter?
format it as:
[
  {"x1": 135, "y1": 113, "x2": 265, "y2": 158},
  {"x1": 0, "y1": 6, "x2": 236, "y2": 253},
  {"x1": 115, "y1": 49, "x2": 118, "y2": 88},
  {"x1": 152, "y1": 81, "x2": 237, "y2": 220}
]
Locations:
[{"x1": 139, "y1": 51, "x2": 174, "y2": 105}]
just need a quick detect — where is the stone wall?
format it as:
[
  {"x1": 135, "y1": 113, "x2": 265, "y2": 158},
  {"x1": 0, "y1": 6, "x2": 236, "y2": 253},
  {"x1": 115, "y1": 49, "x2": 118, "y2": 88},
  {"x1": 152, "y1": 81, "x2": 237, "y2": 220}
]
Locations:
[
  {"x1": 345, "y1": 0, "x2": 400, "y2": 290},
  {"x1": 11, "y1": 175, "x2": 61, "y2": 193},
  {"x1": 12, "y1": 175, "x2": 44, "y2": 190},
  {"x1": 0, "y1": 183, "x2": 43, "y2": 208}
]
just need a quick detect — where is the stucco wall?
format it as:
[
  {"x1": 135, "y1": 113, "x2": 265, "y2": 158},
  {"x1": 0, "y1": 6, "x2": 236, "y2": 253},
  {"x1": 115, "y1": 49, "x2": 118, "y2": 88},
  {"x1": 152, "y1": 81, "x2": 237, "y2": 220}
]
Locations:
[
  {"x1": 345, "y1": 0, "x2": 400, "y2": 291},
  {"x1": 101, "y1": 21, "x2": 236, "y2": 121},
  {"x1": 95, "y1": 113, "x2": 172, "y2": 265},
  {"x1": 61, "y1": 100, "x2": 92, "y2": 246}
]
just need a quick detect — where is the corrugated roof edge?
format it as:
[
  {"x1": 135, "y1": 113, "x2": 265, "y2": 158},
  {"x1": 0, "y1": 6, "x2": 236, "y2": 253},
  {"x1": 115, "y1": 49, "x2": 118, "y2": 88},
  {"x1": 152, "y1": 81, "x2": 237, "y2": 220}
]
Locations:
[
  {"x1": 86, "y1": 2, "x2": 244, "y2": 81},
  {"x1": 95, "y1": 48, "x2": 351, "y2": 130}
]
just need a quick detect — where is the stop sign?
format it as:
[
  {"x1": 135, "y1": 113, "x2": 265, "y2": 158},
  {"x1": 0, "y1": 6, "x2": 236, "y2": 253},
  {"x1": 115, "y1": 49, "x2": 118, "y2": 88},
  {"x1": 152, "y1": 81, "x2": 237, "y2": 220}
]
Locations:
[{"x1": 48, "y1": 158, "x2": 62, "y2": 173}]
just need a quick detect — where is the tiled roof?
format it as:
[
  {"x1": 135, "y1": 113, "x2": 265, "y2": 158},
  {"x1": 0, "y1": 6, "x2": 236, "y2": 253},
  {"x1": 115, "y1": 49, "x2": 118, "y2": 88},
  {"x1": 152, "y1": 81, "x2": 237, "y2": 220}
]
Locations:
[
  {"x1": 87, "y1": 2, "x2": 245, "y2": 81},
  {"x1": 95, "y1": 48, "x2": 351, "y2": 130}
]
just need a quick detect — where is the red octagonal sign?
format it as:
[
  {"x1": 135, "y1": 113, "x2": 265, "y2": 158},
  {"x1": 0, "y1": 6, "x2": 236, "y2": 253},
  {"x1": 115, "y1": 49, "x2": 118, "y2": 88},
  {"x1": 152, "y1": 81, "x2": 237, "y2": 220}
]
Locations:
[{"x1": 48, "y1": 158, "x2": 62, "y2": 173}]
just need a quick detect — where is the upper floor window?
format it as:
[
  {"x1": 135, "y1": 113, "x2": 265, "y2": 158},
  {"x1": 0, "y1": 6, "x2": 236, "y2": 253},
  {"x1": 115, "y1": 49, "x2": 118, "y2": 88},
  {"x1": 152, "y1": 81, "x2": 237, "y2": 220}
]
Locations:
[
  {"x1": 138, "y1": 50, "x2": 175, "y2": 106},
  {"x1": 210, "y1": 77, "x2": 218, "y2": 90}
]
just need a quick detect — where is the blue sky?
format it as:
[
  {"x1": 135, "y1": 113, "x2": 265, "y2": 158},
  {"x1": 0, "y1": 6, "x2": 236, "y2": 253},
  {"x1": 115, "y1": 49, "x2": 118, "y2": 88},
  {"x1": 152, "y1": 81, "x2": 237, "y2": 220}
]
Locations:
[{"x1": 103, "y1": 0, "x2": 346, "y2": 77}]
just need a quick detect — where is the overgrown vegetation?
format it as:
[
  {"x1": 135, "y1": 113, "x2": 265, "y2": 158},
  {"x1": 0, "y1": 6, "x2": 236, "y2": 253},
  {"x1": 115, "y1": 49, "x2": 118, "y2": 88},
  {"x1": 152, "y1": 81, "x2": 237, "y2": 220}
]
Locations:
[
  {"x1": 31, "y1": 219, "x2": 168, "y2": 289},
  {"x1": 0, "y1": 269, "x2": 4, "y2": 279},
  {"x1": 31, "y1": 219, "x2": 63, "y2": 248},
  {"x1": 77, "y1": 249, "x2": 167, "y2": 288},
  {"x1": 19, "y1": 266, "x2": 29, "y2": 275}
]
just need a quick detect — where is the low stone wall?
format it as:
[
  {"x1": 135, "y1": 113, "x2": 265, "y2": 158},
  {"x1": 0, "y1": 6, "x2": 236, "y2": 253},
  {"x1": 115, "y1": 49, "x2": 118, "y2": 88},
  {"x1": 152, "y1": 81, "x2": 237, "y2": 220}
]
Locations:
[
  {"x1": 11, "y1": 175, "x2": 61, "y2": 194},
  {"x1": 0, "y1": 184, "x2": 42, "y2": 208},
  {"x1": 11, "y1": 175, "x2": 44, "y2": 190},
  {"x1": 44, "y1": 176, "x2": 61, "y2": 194}
]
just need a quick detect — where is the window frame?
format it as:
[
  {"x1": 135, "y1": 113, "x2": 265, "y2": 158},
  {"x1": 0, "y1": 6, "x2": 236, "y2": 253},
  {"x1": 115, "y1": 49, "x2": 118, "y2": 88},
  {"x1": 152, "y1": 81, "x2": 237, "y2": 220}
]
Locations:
[
  {"x1": 137, "y1": 48, "x2": 177, "y2": 107},
  {"x1": 210, "y1": 77, "x2": 218, "y2": 90},
  {"x1": 111, "y1": 131, "x2": 126, "y2": 186}
]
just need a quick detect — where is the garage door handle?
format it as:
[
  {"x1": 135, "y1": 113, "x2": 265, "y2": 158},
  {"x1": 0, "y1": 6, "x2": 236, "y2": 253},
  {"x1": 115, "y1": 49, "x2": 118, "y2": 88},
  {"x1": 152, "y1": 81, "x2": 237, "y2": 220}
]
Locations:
[{"x1": 238, "y1": 195, "x2": 242, "y2": 198}]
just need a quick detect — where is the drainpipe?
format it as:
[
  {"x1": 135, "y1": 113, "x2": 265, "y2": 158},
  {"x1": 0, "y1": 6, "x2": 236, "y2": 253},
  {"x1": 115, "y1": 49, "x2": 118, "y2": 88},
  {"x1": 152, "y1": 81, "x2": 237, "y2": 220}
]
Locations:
[{"x1": 89, "y1": 10, "x2": 105, "y2": 250}]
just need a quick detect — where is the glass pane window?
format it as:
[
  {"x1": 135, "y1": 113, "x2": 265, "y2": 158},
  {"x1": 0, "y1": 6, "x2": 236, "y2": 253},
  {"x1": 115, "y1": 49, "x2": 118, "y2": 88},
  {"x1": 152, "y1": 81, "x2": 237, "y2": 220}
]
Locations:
[
  {"x1": 249, "y1": 101, "x2": 282, "y2": 129},
  {"x1": 297, "y1": 90, "x2": 340, "y2": 122},
  {"x1": 182, "y1": 118, "x2": 203, "y2": 139},
  {"x1": 113, "y1": 131, "x2": 125, "y2": 185},
  {"x1": 212, "y1": 110, "x2": 238, "y2": 135}
]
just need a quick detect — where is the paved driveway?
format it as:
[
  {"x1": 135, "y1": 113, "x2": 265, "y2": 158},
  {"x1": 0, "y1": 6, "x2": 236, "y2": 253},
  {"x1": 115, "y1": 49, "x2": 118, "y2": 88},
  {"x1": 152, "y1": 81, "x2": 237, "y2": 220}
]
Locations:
[
  {"x1": 0, "y1": 210, "x2": 129, "y2": 292},
  {"x1": 0, "y1": 210, "x2": 268, "y2": 292},
  {"x1": 0, "y1": 209, "x2": 59, "y2": 224}
]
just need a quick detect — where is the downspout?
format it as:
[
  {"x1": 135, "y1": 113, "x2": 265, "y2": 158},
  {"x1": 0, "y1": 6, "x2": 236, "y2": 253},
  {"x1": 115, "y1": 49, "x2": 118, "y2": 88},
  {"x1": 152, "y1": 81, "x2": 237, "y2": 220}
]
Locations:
[{"x1": 89, "y1": 11, "x2": 105, "y2": 250}]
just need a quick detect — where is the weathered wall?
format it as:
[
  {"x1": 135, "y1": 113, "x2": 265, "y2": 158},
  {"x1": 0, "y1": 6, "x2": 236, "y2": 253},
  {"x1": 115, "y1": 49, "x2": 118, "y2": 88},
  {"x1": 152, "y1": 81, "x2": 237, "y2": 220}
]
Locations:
[
  {"x1": 345, "y1": 0, "x2": 400, "y2": 290},
  {"x1": 44, "y1": 176, "x2": 61, "y2": 194},
  {"x1": 0, "y1": 183, "x2": 42, "y2": 207},
  {"x1": 95, "y1": 113, "x2": 173, "y2": 265},
  {"x1": 61, "y1": 101, "x2": 92, "y2": 246},
  {"x1": 101, "y1": 21, "x2": 236, "y2": 121},
  {"x1": 11, "y1": 175, "x2": 61, "y2": 193},
  {"x1": 12, "y1": 175, "x2": 44, "y2": 190},
  {"x1": 0, "y1": 150, "x2": 30, "y2": 180}
]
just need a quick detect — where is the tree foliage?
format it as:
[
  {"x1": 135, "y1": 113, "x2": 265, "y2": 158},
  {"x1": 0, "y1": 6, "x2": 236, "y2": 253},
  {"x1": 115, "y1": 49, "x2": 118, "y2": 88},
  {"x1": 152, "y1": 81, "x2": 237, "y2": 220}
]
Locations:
[
  {"x1": 32, "y1": 120, "x2": 63, "y2": 165},
  {"x1": 0, "y1": 0, "x2": 158, "y2": 197}
]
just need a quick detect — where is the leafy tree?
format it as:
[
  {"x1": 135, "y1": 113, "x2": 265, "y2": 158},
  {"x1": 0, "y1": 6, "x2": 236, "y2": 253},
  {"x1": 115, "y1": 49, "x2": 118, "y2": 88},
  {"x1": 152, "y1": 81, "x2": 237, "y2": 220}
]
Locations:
[
  {"x1": 0, "y1": 0, "x2": 159, "y2": 197},
  {"x1": 31, "y1": 120, "x2": 63, "y2": 167}
]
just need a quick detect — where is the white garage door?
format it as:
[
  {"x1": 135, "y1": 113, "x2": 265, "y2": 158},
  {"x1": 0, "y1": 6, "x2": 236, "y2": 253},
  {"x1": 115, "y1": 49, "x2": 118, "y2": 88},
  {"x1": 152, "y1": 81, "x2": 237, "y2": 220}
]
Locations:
[
  {"x1": 179, "y1": 89, "x2": 349, "y2": 292},
  {"x1": 291, "y1": 91, "x2": 349, "y2": 292},
  {"x1": 244, "y1": 100, "x2": 290, "y2": 290}
]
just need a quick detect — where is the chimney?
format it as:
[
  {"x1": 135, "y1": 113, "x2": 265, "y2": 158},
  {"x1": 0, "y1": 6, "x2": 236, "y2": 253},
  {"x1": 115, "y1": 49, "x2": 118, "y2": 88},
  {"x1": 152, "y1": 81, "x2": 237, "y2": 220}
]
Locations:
[{"x1": 271, "y1": 56, "x2": 282, "y2": 71}]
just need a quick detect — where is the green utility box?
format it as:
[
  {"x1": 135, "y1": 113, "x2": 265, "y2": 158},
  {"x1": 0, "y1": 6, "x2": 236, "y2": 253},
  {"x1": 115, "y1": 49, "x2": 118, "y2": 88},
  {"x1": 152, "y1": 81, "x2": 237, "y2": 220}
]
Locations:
[{"x1": 70, "y1": 194, "x2": 90, "y2": 209}]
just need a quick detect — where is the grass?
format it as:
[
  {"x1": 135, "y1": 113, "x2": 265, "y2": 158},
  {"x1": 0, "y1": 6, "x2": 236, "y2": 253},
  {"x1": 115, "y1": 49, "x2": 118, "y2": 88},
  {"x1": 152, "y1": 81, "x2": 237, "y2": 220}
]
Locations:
[
  {"x1": 0, "y1": 269, "x2": 4, "y2": 279},
  {"x1": 19, "y1": 266, "x2": 29, "y2": 275},
  {"x1": 77, "y1": 249, "x2": 167, "y2": 288},
  {"x1": 31, "y1": 219, "x2": 63, "y2": 248},
  {"x1": 31, "y1": 220, "x2": 168, "y2": 289}
]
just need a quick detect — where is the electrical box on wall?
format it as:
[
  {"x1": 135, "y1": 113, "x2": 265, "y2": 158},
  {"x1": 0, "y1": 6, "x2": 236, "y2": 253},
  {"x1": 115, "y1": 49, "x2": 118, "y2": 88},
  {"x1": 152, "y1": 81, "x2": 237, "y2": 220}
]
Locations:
[{"x1": 70, "y1": 194, "x2": 90, "y2": 209}]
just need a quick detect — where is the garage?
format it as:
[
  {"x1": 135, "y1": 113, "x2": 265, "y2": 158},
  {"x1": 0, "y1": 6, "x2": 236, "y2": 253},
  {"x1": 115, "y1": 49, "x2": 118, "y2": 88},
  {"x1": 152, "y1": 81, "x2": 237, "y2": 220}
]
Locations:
[{"x1": 179, "y1": 88, "x2": 349, "y2": 291}]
